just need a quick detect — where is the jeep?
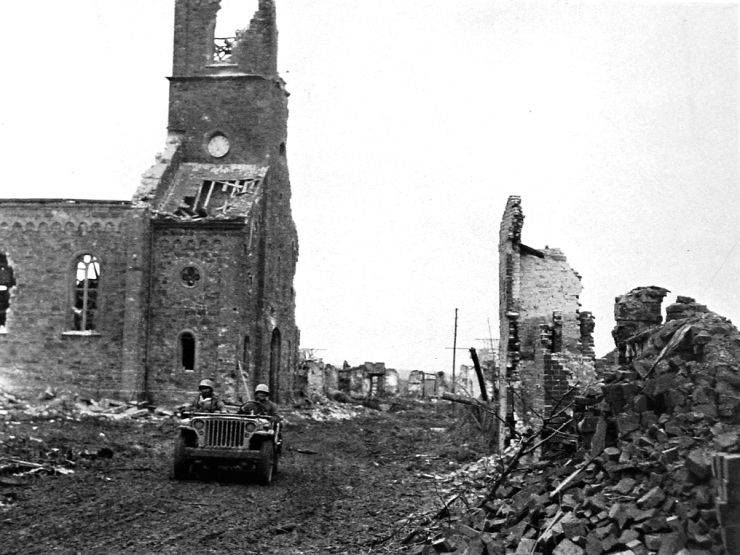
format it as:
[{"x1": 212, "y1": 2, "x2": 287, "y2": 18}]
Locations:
[{"x1": 173, "y1": 401, "x2": 282, "y2": 485}]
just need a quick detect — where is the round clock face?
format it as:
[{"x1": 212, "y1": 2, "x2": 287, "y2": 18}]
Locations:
[{"x1": 207, "y1": 134, "x2": 230, "y2": 158}]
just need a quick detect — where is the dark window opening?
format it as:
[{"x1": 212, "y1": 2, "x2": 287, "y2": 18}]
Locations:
[
  {"x1": 0, "y1": 254, "x2": 16, "y2": 330},
  {"x1": 181, "y1": 266, "x2": 201, "y2": 287},
  {"x1": 72, "y1": 254, "x2": 100, "y2": 331},
  {"x1": 269, "y1": 328, "x2": 281, "y2": 402},
  {"x1": 180, "y1": 332, "x2": 196, "y2": 371},
  {"x1": 369, "y1": 376, "x2": 382, "y2": 398}
]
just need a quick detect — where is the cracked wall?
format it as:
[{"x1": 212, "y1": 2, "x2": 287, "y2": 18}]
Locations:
[
  {"x1": 0, "y1": 0, "x2": 298, "y2": 404},
  {"x1": 498, "y1": 196, "x2": 596, "y2": 440}
]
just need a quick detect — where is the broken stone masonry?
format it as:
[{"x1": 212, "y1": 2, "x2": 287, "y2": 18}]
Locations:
[
  {"x1": 409, "y1": 289, "x2": 740, "y2": 554},
  {"x1": 498, "y1": 196, "x2": 596, "y2": 444},
  {"x1": 612, "y1": 286, "x2": 671, "y2": 365},
  {"x1": 0, "y1": 0, "x2": 298, "y2": 405},
  {"x1": 295, "y1": 356, "x2": 403, "y2": 402}
]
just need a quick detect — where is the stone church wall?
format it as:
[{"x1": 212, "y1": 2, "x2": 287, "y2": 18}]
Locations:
[
  {"x1": 147, "y1": 223, "x2": 247, "y2": 404},
  {"x1": 0, "y1": 200, "x2": 136, "y2": 398}
]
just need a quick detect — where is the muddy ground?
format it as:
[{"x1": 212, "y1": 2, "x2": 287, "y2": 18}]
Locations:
[{"x1": 0, "y1": 399, "x2": 489, "y2": 554}]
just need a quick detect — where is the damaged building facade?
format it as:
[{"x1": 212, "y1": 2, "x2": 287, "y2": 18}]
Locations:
[
  {"x1": 295, "y1": 357, "x2": 400, "y2": 401},
  {"x1": 0, "y1": 0, "x2": 298, "y2": 403},
  {"x1": 498, "y1": 196, "x2": 596, "y2": 438}
]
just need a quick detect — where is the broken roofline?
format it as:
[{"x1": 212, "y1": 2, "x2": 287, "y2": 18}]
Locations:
[
  {"x1": 519, "y1": 243, "x2": 545, "y2": 258},
  {"x1": 151, "y1": 218, "x2": 247, "y2": 230},
  {"x1": 0, "y1": 199, "x2": 132, "y2": 206}
]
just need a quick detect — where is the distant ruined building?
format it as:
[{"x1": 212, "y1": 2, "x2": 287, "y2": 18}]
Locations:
[
  {"x1": 498, "y1": 196, "x2": 596, "y2": 440},
  {"x1": 0, "y1": 0, "x2": 298, "y2": 404}
]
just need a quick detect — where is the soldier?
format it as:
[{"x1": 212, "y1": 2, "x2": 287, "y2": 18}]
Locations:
[
  {"x1": 240, "y1": 383, "x2": 279, "y2": 419},
  {"x1": 191, "y1": 379, "x2": 225, "y2": 413}
]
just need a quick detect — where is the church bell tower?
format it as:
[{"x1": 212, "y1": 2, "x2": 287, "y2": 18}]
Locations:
[{"x1": 136, "y1": 0, "x2": 298, "y2": 404}]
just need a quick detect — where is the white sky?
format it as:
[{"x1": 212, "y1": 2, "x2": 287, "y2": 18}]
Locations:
[{"x1": 0, "y1": 1, "x2": 737, "y2": 374}]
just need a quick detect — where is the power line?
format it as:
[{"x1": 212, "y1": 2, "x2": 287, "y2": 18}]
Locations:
[{"x1": 706, "y1": 236, "x2": 740, "y2": 288}]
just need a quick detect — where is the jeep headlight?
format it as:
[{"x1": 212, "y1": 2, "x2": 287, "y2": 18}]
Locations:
[
  {"x1": 245, "y1": 422, "x2": 256, "y2": 433},
  {"x1": 193, "y1": 419, "x2": 205, "y2": 432}
]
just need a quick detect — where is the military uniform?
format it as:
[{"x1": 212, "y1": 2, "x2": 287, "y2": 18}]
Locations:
[
  {"x1": 259, "y1": 398, "x2": 279, "y2": 418},
  {"x1": 191, "y1": 394, "x2": 225, "y2": 413}
]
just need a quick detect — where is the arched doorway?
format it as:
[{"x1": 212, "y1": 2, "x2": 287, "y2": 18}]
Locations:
[{"x1": 269, "y1": 328, "x2": 281, "y2": 402}]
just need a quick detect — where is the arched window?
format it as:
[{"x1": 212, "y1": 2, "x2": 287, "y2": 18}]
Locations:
[
  {"x1": 212, "y1": 0, "x2": 258, "y2": 63},
  {"x1": 0, "y1": 253, "x2": 16, "y2": 331},
  {"x1": 72, "y1": 254, "x2": 100, "y2": 331},
  {"x1": 179, "y1": 331, "x2": 196, "y2": 371}
]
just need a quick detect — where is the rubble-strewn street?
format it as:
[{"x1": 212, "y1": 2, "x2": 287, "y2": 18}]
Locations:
[{"x1": 0, "y1": 395, "x2": 489, "y2": 554}]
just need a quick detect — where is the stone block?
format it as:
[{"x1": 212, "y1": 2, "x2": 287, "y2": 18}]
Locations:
[
  {"x1": 616, "y1": 413, "x2": 640, "y2": 435},
  {"x1": 656, "y1": 533, "x2": 685, "y2": 555},
  {"x1": 613, "y1": 478, "x2": 636, "y2": 496},
  {"x1": 637, "y1": 486, "x2": 666, "y2": 509},
  {"x1": 686, "y1": 449, "x2": 712, "y2": 481},
  {"x1": 515, "y1": 538, "x2": 537, "y2": 554},
  {"x1": 554, "y1": 538, "x2": 585, "y2": 555}
]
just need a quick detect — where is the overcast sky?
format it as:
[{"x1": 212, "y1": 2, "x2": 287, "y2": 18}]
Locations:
[{"x1": 0, "y1": 1, "x2": 737, "y2": 373}]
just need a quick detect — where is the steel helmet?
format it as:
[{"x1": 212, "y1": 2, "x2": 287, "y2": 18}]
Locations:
[
  {"x1": 198, "y1": 379, "x2": 215, "y2": 389},
  {"x1": 255, "y1": 383, "x2": 270, "y2": 394}
]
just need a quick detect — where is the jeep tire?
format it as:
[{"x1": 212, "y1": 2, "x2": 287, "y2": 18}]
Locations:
[
  {"x1": 173, "y1": 434, "x2": 190, "y2": 480},
  {"x1": 256, "y1": 441, "x2": 275, "y2": 485}
]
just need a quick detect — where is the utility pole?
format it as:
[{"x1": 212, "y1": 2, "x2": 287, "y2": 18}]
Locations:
[{"x1": 452, "y1": 308, "x2": 458, "y2": 393}]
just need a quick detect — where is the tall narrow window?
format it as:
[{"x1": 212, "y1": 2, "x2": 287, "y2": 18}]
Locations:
[
  {"x1": 242, "y1": 335, "x2": 250, "y2": 373},
  {"x1": 180, "y1": 331, "x2": 196, "y2": 371},
  {"x1": 269, "y1": 328, "x2": 281, "y2": 402},
  {"x1": 72, "y1": 254, "x2": 100, "y2": 331}
]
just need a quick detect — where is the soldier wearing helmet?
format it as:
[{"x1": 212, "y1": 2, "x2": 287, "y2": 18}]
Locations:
[
  {"x1": 191, "y1": 378, "x2": 225, "y2": 413},
  {"x1": 240, "y1": 383, "x2": 279, "y2": 419}
]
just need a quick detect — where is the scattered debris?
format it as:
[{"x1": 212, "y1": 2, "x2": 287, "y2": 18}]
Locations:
[{"x1": 402, "y1": 295, "x2": 740, "y2": 554}]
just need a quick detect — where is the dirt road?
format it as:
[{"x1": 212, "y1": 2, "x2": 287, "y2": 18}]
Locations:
[{"x1": 1, "y1": 400, "x2": 486, "y2": 554}]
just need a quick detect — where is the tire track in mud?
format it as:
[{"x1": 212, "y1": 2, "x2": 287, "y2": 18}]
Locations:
[{"x1": 1, "y1": 402, "x2": 485, "y2": 554}]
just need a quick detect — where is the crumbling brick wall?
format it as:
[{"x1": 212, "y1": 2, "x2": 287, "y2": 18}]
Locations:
[
  {"x1": 713, "y1": 453, "x2": 740, "y2": 552},
  {"x1": 499, "y1": 196, "x2": 596, "y2": 438}
]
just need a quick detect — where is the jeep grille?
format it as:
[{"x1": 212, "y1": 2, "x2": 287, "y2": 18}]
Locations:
[{"x1": 202, "y1": 419, "x2": 246, "y2": 448}]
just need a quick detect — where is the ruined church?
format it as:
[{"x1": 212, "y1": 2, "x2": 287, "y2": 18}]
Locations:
[{"x1": 0, "y1": 0, "x2": 298, "y2": 404}]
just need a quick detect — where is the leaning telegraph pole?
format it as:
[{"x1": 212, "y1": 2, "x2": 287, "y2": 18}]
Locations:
[{"x1": 451, "y1": 308, "x2": 458, "y2": 393}]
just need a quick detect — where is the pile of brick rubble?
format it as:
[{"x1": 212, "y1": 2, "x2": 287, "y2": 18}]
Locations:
[{"x1": 408, "y1": 296, "x2": 740, "y2": 555}]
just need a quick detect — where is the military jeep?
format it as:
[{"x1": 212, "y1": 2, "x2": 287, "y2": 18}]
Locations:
[{"x1": 173, "y1": 401, "x2": 282, "y2": 485}]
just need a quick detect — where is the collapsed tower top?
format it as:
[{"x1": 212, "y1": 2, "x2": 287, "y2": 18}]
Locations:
[{"x1": 172, "y1": 0, "x2": 278, "y2": 77}]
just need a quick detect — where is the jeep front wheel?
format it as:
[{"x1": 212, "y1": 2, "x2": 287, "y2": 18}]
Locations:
[
  {"x1": 173, "y1": 434, "x2": 190, "y2": 480},
  {"x1": 256, "y1": 441, "x2": 274, "y2": 485}
]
